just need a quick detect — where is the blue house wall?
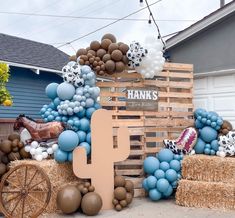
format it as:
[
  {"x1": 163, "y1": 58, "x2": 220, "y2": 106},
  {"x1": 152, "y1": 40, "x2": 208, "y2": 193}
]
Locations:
[{"x1": 0, "y1": 66, "x2": 62, "y2": 119}]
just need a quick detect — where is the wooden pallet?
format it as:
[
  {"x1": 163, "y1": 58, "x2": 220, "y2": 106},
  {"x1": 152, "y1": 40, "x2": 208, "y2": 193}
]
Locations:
[{"x1": 97, "y1": 62, "x2": 194, "y2": 197}]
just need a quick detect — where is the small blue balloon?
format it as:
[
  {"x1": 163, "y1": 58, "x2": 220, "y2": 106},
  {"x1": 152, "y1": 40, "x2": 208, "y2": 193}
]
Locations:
[
  {"x1": 165, "y1": 169, "x2": 178, "y2": 182},
  {"x1": 86, "y1": 107, "x2": 96, "y2": 119},
  {"x1": 40, "y1": 108, "x2": 46, "y2": 114},
  {"x1": 79, "y1": 142, "x2": 91, "y2": 155},
  {"x1": 74, "y1": 120, "x2": 80, "y2": 127},
  {"x1": 205, "y1": 144, "x2": 211, "y2": 149},
  {"x1": 58, "y1": 130, "x2": 79, "y2": 152},
  {"x1": 53, "y1": 97, "x2": 61, "y2": 107},
  {"x1": 44, "y1": 118, "x2": 48, "y2": 122},
  {"x1": 77, "y1": 131, "x2": 86, "y2": 143},
  {"x1": 210, "y1": 149, "x2": 216, "y2": 155},
  {"x1": 44, "y1": 111, "x2": 50, "y2": 117},
  {"x1": 47, "y1": 115, "x2": 54, "y2": 121},
  {"x1": 206, "y1": 120, "x2": 211, "y2": 126},
  {"x1": 49, "y1": 102, "x2": 56, "y2": 110},
  {"x1": 80, "y1": 118, "x2": 90, "y2": 132},
  {"x1": 54, "y1": 149, "x2": 68, "y2": 163},
  {"x1": 156, "y1": 178, "x2": 170, "y2": 193},
  {"x1": 81, "y1": 65, "x2": 91, "y2": 74},
  {"x1": 149, "y1": 189, "x2": 162, "y2": 201},
  {"x1": 163, "y1": 185, "x2": 173, "y2": 197},
  {"x1": 171, "y1": 180, "x2": 178, "y2": 188},
  {"x1": 68, "y1": 152, "x2": 73, "y2": 162},
  {"x1": 211, "y1": 122, "x2": 217, "y2": 128},
  {"x1": 204, "y1": 148, "x2": 210, "y2": 155},
  {"x1": 197, "y1": 116, "x2": 202, "y2": 121},
  {"x1": 211, "y1": 115, "x2": 217, "y2": 122},
  {"x1": 86, "y1": 132, "x2": 91, "y2": 144},
  {"x1": 146, "y1": 176, "x2": 157, "y2": 189},
  {"x1": 195, "y1": 119, "x2": 204, "y2": 129},
  {"x1": 94, "y1": 103, "x2": 101, "y2": 109},
  {"x1": 211, "y1": 140, "x2": 219, "y2": 151},
  {"x1": 143, "y1": 157, "x2": 160, "y2": 174},
  {"x1": 62, "y1": 116, "x2": 68, "y2": 122},
  {"x1": 159, "y1": 162, "x2": 170, "y2": 171},
  {"x1": 76, "y1": 108, "x2": 86, "y2": 118},
  {"x1": 67, "y1": 120, "x2": 74, "y2": 126},
  {"x1": 55, "y1": 116, "x2": 62, "y2": 122},
  {"x1": 45, "y1": 83, "x2": 58, "y2": 99},
  {"x1": 154, "y1": 169, "x2": 165, "y2": 179},
  {"x1": 170, "y1": 160, "x2": 181, "y2": 172},
  {"x1": 158, "y1": 149, "x2": 174, "y2": 163},
  {"x1": 142, "y1": 179, "x2": 149, "y2": 191},
  {"x1": 173, "y1": 154, "x2": 181, "y2": 161}
]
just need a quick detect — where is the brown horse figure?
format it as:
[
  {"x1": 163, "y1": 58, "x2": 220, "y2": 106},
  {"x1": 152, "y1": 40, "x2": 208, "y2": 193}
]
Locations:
[{"x1": 14, "y1": 114, "x2": 65, "y2": 142}]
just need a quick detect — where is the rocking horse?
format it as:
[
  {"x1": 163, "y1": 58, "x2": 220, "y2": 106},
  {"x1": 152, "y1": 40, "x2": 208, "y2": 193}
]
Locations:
[{"x1": 14, "y1": 114, "x2": 65, "y2": 142}]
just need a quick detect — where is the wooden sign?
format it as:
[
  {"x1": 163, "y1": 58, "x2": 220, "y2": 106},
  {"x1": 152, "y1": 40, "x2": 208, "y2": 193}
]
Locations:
[{"x1": 126, "y1": 86, "x2": 158, "y2": 111}]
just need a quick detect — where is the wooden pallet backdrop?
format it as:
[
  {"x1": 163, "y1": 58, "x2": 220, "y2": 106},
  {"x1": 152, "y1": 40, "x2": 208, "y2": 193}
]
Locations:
[{"x1": 97, "y1": 62, "x2": 194, "y2": 197}]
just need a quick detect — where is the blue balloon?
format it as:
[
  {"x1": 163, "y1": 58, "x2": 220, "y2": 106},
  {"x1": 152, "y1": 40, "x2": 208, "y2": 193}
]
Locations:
[
  {"x1": 143, "y1": 157, "x2": 160, "y2": 174},
  {"x1": 163, "y1": 185, "x2": 173, "y2": 197},
  {"x1": 54, "y1": 149, "x2": 68, "y2": 163},
  {"x1": 195, "y1": 119, "x2": 204, "y2": 129},
  {"x1": 76, "y1": 108, "x2": 86, "y2": 118},
  {"x1": 57, "y1": 82, "x2": 75, "y2": 100},
  {"x1": 44, "y1": 111, "x2": 50, "y2": 117},
  {"x1": 211, "y1": 140, "x2": 219, "y2": 151},
  {"x1": 206, "y1": 120, "x2": 211, "y2": 126},
  {"x1": 81, "y1": 65, "x2": 92, "y2": 74},
  {"x1": 205, "y1": 144, "x2": 211, "y2": 149},
  {"x1": 142, "y1": 178, "x2": 149, "y2": 191},
  {"x1": 40, "y1": 108, "x2": 46, "y2": 114},
  {"x1": 80, "y1": 118, "x2": 90, "y2": 132},
  {"x1": 58, "y1": 130, "x2": 79, "y2": 152},
  {"x1": 55, "y1": 116, "x2": 62, "y2": 122},
  {"x1": 77, "y1": 131, "x2": 86, "y2": 143},
  {"x1": 79, "y1": 142, "x2": 91, "y2": 155},
  {"x1": 149, "y1": 189, "x2": 162, "y2": 201},
  {"x1": 156, "y1": 178, "x2": 170, "y2": 193},
  {"x1": 200, "y1": 126, "x2": 218, "y2": 143},
  {"x1": 201, "y1": 118, "x2": 207, "y2": 124},
  {"x1": 173, "y1": 154, "x2": 181, "y2": 161},
  {"x1": 197, "y1": 116, "x2": 202, "y2": 121},
  {"x1": 177, "y1": 173, "x2": 181, "y2": 179},
  {"x1": 158, "y1": 149, "x2": 174, "y2": 163},
  {"x1": 165, "y1": 169, "x2": 178, "y2": 182},
  {"x1": 204, "y1": 148, "x2": 210, "y2": 155},
  {"x1": 159, "y1": 162, "x2": 170, "y2": 171},
  {"x1": 53, "y1": 97, "x2": 61, "y2": 107},
  {"x1": 217, "y1": 118, "x2": 223, "y2": 126},
  {"x1": 154, "y1": 169, "x2": 165, "y2": 179},
  {"x1": 171, "y1": 180, "x2": 178, "y2": 188},
  {"x1": 211, "y1": 115, "x2": 217, "y2": 122},
  {"x1": 44, "y1": 118, "x2": 48, "y2": 122},
  {"x1": 68, "y1": 152, "x2": 73, "y2": 162},
  {"x1": 62, "y1": 116, "x2": 68, "y2": 122},
  {"x1": 94, "y1": 103, "x2": 101, "y2": 109},
  {"x1": 170, "y1": 160, "x2": 181, "y2": 172},
  {"x1": 146, "y1": 176, "x2": 157, "y2": 189},
  {"x1": 86, "y1": 132, "x2": 91, "y2": 144},
  {"x1": 74, "y1": 120, "x2": 80, "y2": 127},
  {"x1": 194, "y1": 138, "x2": 206, "y2": 154},
  {"x1": 67, "y1": 119, "x2": 74, "y2": 126},
  {"x1": 211, "y1": 122, "x2": 217, "y2": 128},
  {"x1": 210, "y1": 149, "x2": 216, "y2": 155},
  {"x1": 86, "y1": 107, "x2": 96, "y2": 119},
  {"x1": 85, "y1": 98, "x2": 94, "y2": 108},
  {"x1": 49, "y1": 102, "x2": 56, "y2": 110},
  {"x1": 47, "y1": 115, "x2": 54, "y2": 121},
  {"x1": 45, "y1": 83, "x2": 58, "y2": 99}
]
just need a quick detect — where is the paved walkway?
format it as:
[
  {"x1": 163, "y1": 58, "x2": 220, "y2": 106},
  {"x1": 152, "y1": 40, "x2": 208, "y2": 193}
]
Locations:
[{"x1": 43, "y1": 198, "x2": 235, "y2": 218}]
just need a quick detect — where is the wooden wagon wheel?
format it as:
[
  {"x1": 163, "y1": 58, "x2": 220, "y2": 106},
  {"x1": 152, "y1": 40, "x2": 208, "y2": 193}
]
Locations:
[{"x1": 0, "y1": 164, "x2": 51, "y2": 218}]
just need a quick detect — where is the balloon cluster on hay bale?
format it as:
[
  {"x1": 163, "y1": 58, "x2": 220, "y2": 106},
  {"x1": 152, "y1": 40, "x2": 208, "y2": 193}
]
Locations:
[
  {"x1": 74, "y1": 33, "x2": 129, "y2": 75},
  {"x1": 142, "y1": 149, "x2": 182, "y2": 201},
  {"x1": 39, "y1": 64, "x2": 101, "y2": 163},
  {"x1": 112, "y1": 176, "x2": 134, "y2": 211},
  {"x1": 57, "y1": 181, "x2": 102, "y2": 216},
  {"x1": 163, "y1": 127, "x2": 198, "y2": 155},
  {"x1": 193, "y1": 109, "x2": 223, "y2": 156},
  {"x1": 0, "y1": 132, "x2": 31, "y2": 177}
]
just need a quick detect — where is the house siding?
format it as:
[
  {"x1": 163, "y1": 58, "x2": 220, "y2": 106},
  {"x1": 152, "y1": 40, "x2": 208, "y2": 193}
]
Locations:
[
  {"x1": 0, "y1": 66, "x2": 62, "y2": 119},
  {"x1": 167, "y1": 13, "x2": 235, "y2": 73}
]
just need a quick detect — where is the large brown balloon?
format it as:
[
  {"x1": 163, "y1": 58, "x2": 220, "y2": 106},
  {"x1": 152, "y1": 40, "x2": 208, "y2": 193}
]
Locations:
[
  {"x1": 101, "y1": 39, "x2": 112, "y2": 50},
  {"x1": 57, "y1": 185, "x2": 82, "y2": 214},
  {"x1": 102, "y1": 54, "x2": 111, "y2": 63},
  {"x1": 119, "y1": 43, "x2": 129, "y2": 54},
  {"x1": 115, "y1": 61, "x2": 125, "y2": 72},
  {"x1": 87, "y1": 50, "x2": 96, "y2": 56},
  {"x1": 8, "y1": 133, "x2": 20, "y2": 141},
  {"x1": 81, "y1": 192, "x2": 102, "y2": 216},
  {"x1": 19, "y1": 148, "x2": 31, "y2": 158},
  {"x1": 1, "y1": 155, "x2": 9, "y2": 164},
  {"x1": 8, "y1": 152, "x2": 21, "y2": 161},
  {"x1": 76, "y1": 48, "x2": 87, "y2": 57},
  {"x1": 0, "y1": 163, "x2": 6, "y2": 176},
  {"x1": 102, "y1": 33, "x2": 117, "y2": 43},
  {"x1": 111, "y1": 50, "x2": 123, "y2": 61},
  {"x1": 114, "y1": 187, "x2": 127, "y2": 200},
  {"x1": 69, "y1": 55, "x2": 77, "y2": 62},
  {"x1": 0, "y1": 140, "x2": 12, "y2": 154},
  {"x1": 114, "y1": 176, "x2": 126, "y2": 187},
  {"x1": 122, "y1": 55, "x2": 129, "y2": 65},
  {"x1": 108, "y1": 43, "x2": 119, "y2": 54},
  {"x1": 125, "y1": 180, "x2": 134, "y2": 193},
  {"x1": 90, "y1": 41, "x2": 100, "y2": 51},
  {"x1": 105, "y1": 60, "x2": 115, "y2": 72},
  {"x1": 96, "y1": 49, "x2": 106, "y2": 58}
]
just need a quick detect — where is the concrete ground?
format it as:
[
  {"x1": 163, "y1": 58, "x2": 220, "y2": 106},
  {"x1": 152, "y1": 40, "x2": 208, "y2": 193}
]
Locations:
[{"x1": 42, "y1": 198, "x2": 235, "y2": 218}]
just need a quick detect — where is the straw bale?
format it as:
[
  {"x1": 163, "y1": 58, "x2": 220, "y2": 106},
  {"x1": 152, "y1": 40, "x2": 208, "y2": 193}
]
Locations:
[
  {"x1": 176, "y1": 179, "x2": 235, "y2": 210},
  {"x1": 7, "y1": 159, "x2": 83, "y2": 214},
  {"x1": 182, "y1": 155, "x2": 235, "y2": 183}
]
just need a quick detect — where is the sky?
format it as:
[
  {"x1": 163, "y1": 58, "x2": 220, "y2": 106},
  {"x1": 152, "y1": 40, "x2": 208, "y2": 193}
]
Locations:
[{"x1": 0, "y1": 0, "x2": 233, "y2": 55}]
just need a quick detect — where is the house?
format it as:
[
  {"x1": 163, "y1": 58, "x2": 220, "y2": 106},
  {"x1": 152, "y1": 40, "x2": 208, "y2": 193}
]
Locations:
[
  {"x1": 0, "y1": 33, "x2": 69, "y2": 121},
  {"x1": 166, "y1": 1, "x2": 235, "y2": 126}
]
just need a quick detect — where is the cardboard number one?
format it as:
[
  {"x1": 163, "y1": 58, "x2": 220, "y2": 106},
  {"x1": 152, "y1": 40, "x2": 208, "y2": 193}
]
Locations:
[{"x1": 73, "y1": 109, "x2": 130, "y2": 210}]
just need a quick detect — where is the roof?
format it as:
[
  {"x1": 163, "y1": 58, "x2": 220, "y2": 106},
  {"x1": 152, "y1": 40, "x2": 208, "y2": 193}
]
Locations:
[
  {"x1": 0, "y1": 33, "x2": 69, "y2": 72},
  {"x1": 166, "y1": 1, "x2": 235, "y2": 49}
]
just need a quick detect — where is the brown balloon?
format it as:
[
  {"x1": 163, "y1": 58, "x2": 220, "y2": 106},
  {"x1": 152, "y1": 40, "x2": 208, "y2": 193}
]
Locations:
[
  {"x1": 85, "y1": 61, "x2": 90, "y2": 66},
  {"x1": 77, "y1": 184, "x2": 84, "y2": 192},
  {"x1": 101, "y1": 39, "x2": 112, "y2": 50},
  {"x1": 114, "y1": 176, "x2": 126, "y2": 187},
  {"x1": 82, "y1": 187, "x2": 88, "y2": 195},
  {"x1": 69, "y1": 55, "x2": 77, "y2": 62},
  {"x1": 0, "y1": 140, "x2": 12, "y2": 154},
  {"x1": 12, "y1": 139, "x2": 20, "y2": 148},
  {"x1": 81, "y1": 192, "x2": 102, "y2": 216},
  {"x1": 117, "y1": 42, "x2": 123, "y2": 46},
  {"x1": 18, "y1": 141, "x2": 24, "y2": 149},
  {"x1": 120, "y1": 200, "x2": 127, "y2": 207},
  {"x1": 83, "y1": 55, "x2": 88, "y2": 61},
  {"x1": 8, "y1": 152, "x2": 21, "y2": 161},
  {"x1": 115, "y1": 62, "x2": 125, "y2": 72},
  {"x1": 0, "y1": 163, "x2": 6, "y2": 176},
  {"x1": 96, "y1": 49, "x2": 106, "y2": 58},
  {"x1": 57, "y1": 185, "x2": 82, "y2": 214},
  {"x1": 122, "y1": 55, "x2": 129, "y2": 65},
  {"x1": 112, "y1": 198, "x2": 119, "y2": 206},
  {"x1": 111, "y1": 50, "x2": 123, "y2": 61},
  {"x1": 90, "y1": 41, "x2": 101, "y2": 51},
  {"x1": 98, "y1": 70, "x2": 105, "y2": 75},
  {"x1": 19, "y1": 148, "x2": 31, "y2": 158},
  {"x1": 84, "y1": 182, "x2": 91, "y2": 188},
  {"x1": 126, "y1": 192, "x2": 133, "y2": 204},
  {"x1": 114, "y1": 187, "x2": 127, "y2": 201},
  {"x1": 88, "y1": 50, "x2": 96, "y2": 56},
  {"x1": 87, "y1": 53, "x2": 93, "y2": 59},
  {"x1": 76, "y1": 48, "x2": 87, "y2": 57},
  {"x1": 1, "y1": 155, "x2": 9, "y2": 164},
  {"x1": 105, "y1": 60, "x2": 115, "y2": 72},
  {"x1": 89, "y1": 57, "x2": 95, "y2": 64},
  {"x1": 219, "y1": 120, "x2": 233, "y2": 135},
  {"x1": 102, "y1": 54, "x2": 111, "y2": 63},
  {"x1": 88, "y1": 185, "x2": 95, "y2": 192},
  {"x1": 86, "y1": 47, "x2": 91, "y2": 51},
  {"x1": 95, "y1": 66, "x2": 101, "y2": 72},
  {"x1": 115, "y1": 204, "x2": 122, "y2": 211},
  {"x1": 12, "y1": 147, "x2": 19, "y2": 152},
  {"x1": 79, "y1": 59, "x2": 85, "y2": 65},
  {"x1": 108, "y1": 43, "x2": 119, "y2": 54},
  {"x1": 8, "y1": 133, "x2": 20, "y2": 141},
  {"x1": 119, "y1": 43, "x2": 129, "y2": 54},
  {"x1": 125, "y1": 180, "x2": 134, "y2": 193},
  {"x1": 93, "y1": 61, "x2": 98, "y2": 67},
  {"x1": 100, "y1": 64, "x2": 105, "y2": 71},
  {"x1": 102, "y1": 33, "x2": 117, "y2": 43}
]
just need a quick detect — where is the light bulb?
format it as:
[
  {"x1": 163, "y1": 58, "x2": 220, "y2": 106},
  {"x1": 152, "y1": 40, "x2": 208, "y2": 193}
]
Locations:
[{"x1": 139, "y1": 0, "x2": 144, "y2": 7}]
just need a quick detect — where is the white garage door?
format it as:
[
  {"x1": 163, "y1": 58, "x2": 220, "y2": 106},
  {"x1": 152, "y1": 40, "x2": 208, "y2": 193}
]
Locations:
[{"x1": 194, "y1": 73, "x2": 235, "y2": 127}]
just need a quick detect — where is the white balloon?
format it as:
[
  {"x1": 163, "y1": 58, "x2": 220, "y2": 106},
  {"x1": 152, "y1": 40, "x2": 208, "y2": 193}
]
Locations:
[
  {"x1": 47, "y1": 148, "x2": 53, "y2": 154},
  {"x1": 20, "y1": 128, "x2": 32, "y2": 144},
  {"x1": 219, "y1": 151, "x2": 226, "y2": 158},
  {"x1": 30, "y1": 148, "x2": 36, "y2": 155},
  {"x1": 24, "y1": 145, "x2": 31, "y2": 152},
  {"x1": 42, "y1": 152, "x2": 48, "y2": 159},
  {"x1": 52, "y1": 144, "x2": 58, "y2": 151},
  {"x1": 35, "y1": 154, "x2": 43, "y2": 161},
  {"x1": 31, "y1": 141, "x2": 39, "y2": 148},
  {"x1": 218, "y1": 146, "x2": 224, "y2": 151},
  {"x1": 36, "y1": 147, "x2": 43, "y2": 155}
]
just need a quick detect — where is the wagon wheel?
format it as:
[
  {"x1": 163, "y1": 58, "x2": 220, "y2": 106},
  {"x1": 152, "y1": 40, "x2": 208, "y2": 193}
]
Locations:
[{"x1": 0, "y1": 164, "x2": 51, "y2": 218}]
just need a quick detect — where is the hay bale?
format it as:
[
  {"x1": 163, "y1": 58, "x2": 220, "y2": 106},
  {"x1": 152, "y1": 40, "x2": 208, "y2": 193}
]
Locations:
[
  {"x1": 176, "y1": 179, "x2": 235, "y2": 210},
  {"x1": 9, "y1": 159, "x2": 83, "y2": 214},
  {"x1": 182, "y1": 155, "x2": 235, "y2": 183}
]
